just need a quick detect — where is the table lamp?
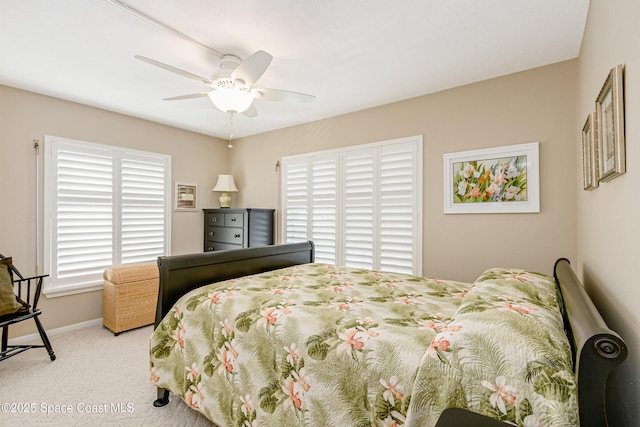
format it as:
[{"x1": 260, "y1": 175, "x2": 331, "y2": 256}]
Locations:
[{"x1": 212, "y1": 174, "x2": 238, "y2": 208}]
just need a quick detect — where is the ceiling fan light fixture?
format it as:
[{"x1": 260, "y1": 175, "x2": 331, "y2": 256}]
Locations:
[{"x1": 208, "y1": 88, "x2": 254, "y2": 114}]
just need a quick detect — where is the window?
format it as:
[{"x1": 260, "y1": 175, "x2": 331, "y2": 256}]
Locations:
[
  {"x1": 281, "y1": 136, "x2": 422, "y2": 275},
  {"x1": 43, "y1": 136, "x2": 171, "y2": 297}
]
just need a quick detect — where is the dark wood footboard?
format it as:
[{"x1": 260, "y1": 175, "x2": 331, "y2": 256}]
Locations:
[
  {"x1": 152, "y1": 241, "x2": 315, "y2": 408},
  {"x1": 154, "y1": 241, "x2": 315, "y2": 327}
]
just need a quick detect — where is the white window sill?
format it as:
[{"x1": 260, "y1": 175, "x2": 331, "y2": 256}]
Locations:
[{"x1": 43, "y1": 282, "x2": 103, "y2": 298}]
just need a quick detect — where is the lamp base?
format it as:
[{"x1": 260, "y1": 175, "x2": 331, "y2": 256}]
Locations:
[{"x1": 218, "y1": 192, "x2": 231, "y2": 208}]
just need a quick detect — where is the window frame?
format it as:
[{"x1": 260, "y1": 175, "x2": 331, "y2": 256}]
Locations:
[
  {"x1": 280, "y1": 135, "x2": 422, "y2": 275},
  {"x1": 43, "y1": 135, "x2": 171, "y2": 297}
]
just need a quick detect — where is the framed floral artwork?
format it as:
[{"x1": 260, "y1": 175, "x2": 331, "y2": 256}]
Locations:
[
  {"x1": 582, "y1": 112, "x2": 599, "y2": 190},
  {"x1": 443, "y1": 142, "x2": 540, "y2": 214},
  {"x1": 596, "y1": 64, "x2": 625, "y2": 182}
]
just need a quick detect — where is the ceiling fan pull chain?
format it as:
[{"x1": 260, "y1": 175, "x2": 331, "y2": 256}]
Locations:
[{"x1": 227, "y1": 113, "x2": 235, "y2": 148}]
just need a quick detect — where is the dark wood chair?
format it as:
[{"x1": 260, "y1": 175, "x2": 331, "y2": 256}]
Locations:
[{"x1": 0, "y1": 254, "x2": 55, "y2": 361}]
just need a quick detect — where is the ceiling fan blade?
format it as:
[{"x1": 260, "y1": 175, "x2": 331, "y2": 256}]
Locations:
[
  {"x1": 163, "y1": 93, "x2": 210, "y2": 101},
  {"x1": 232, "y1": 50, "x2": 273, "y2": 86},
  {"x1": 242, "y1": 103, "x2": 258, "y2": 118},
  {"x1": 257, "y1": 88, "x2": 315, "y2": 103},
  {"x1": 135, "y1": 55, "x2": 213, "y2": 86}
]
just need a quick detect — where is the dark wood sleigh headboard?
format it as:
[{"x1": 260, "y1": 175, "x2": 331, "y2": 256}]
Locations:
[{"x1": 153, "y1": 243, "x2": 627, "y2": 425}]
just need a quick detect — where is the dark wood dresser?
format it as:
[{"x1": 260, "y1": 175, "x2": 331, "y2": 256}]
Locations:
[{"x1": 203, "y1": 208, "x2": 275, "y2": 252}]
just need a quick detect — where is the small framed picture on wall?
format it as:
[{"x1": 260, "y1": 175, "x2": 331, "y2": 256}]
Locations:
[
  {"x1": 581, "y1": 112, "x2": 598, "y2": 190},
  {"x1": 595, "y1": 64, "x2": 625, "y2": 182},
  {"x1": 175, "y1": 183, "x2": 198, "y2": 211}
]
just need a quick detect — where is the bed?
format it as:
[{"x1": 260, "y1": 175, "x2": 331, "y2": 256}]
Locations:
[{"x1": 149, "y1": 241, "x2": 627, "y2": 426}]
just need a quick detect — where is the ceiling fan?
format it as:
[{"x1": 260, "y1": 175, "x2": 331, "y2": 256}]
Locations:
[{"x1": 135, "y1": 50, "x2": 315, "y2": 118}]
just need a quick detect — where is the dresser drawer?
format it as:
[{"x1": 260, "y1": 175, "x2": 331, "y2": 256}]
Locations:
[
  {"x1": 225, "y1": 213, "x2": 244, "y2": 227},
  {"x1": 206, "y1": 212, "x2": 225, "y2": 226},
  {"x1": 205, "y1": 242, "x2": 242, "y2": 252},
  {"x1": 206, "y1": 226, "x2": 244, "y2": 245},
  {"x1": 202, "y1": 208, "x2": 274, "y2": 252}
]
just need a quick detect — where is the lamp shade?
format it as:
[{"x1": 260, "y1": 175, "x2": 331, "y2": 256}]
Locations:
[
  {"x1": 212, "y1": 174, "x2": 238, "y2": 192},
  {"x1": 208, "y1": 89, "x2": 254, "y2": 114}
]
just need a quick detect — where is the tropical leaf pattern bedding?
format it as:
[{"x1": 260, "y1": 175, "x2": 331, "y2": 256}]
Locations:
[{"x1": 149, "y1": 263, "x2": 577, "y2": 427}]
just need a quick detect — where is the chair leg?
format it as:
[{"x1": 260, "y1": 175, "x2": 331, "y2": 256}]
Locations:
[
  {"x1": 33, "y1": 316, "x2": 56, "y2": 361},
  {"x1": 1, "y1": 326, "x2": 7, "y2": 352}
]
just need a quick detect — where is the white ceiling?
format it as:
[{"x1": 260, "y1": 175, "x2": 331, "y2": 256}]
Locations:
[{"x1": 0, "y1": 0, "x2": 589, "y2": 140}]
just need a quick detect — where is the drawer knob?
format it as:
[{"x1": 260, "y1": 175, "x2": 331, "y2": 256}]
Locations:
[
  {"x1": 208, "y1": 247, "x2": 214, "y2": 251},
  {"x1": 212, "y1": 217, "x2": 218, "y2": 222},
  {"x1": 234, "y1": 233, "x2": 241, "y2": 238},
  {"x1": 231, "y1": 218, "x2": 237, "y2": 222},
  {"x1": 209, "y1": 231, "x2": 214, "y2": 236}
]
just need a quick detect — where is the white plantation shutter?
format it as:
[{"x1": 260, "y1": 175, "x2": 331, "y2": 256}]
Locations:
[
  {"x1": 121, "y1": 155, "x2": 168, "y2": 264},
  {"x1": 379, "y1": 142, "x2": 419, "y2": 274},
  {"x1": 343, "y1": 148, "x2": 375, "y2": 269},
  {"x1": 282, "y1": 158, "x2": 309, "y2": 243},
  {"x1": 44, "y1": 136, "x2": 171, "y2": 296},
  {"x1": 282, "y1": 154, "x2": 338, "y2": 264},
  {"x1": 281, "y1": 136, "x2": 422, "y2": 275},
  {"x1": 54, "y1": 146, "x2": 114, "y2": 285},
  {"x1": 310, "y1": 155, "x2": 338, "y2": 264}
]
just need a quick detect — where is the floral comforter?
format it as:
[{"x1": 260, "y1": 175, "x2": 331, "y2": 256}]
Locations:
[{"x1": 150, "y1": 263, "x2": 577, "y2": 427}]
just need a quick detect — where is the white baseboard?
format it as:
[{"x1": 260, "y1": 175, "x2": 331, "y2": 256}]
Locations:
[{"x1": 9, "y1": 317, "x2": 103, "y2": 345}]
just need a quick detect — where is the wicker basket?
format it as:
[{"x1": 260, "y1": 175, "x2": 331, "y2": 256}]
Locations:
[{"x1": 103, "y1": 262, "x2": 159, "y2": 335}]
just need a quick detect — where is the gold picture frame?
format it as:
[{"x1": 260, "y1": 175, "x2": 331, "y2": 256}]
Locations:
[
  {"x1": 595, "y1": 64, "x2": 625, "y2": 182},
  {"x1": 581, "y1": 112, "x2": 598, "y2": 190}
]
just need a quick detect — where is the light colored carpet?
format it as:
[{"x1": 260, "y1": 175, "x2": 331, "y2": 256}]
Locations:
[{"x1": 0, "y1": 324, "x2": 214, "y2": 426}]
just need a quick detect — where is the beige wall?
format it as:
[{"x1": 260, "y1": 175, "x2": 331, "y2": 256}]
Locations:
[
  {"x1": 0, "y1": 85, "x2": 229, "y2": 337},
  {"x1": 576, "y1": 0, "x2": 640, "y2": 424},
  {"x1": 231, "y1": 60, "x2": 578, "y2": 283}
]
